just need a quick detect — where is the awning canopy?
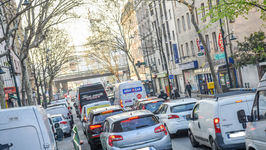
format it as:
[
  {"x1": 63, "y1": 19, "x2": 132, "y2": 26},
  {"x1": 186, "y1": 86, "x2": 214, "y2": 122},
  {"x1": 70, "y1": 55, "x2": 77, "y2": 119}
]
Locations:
[{"x1": 194, "y1": 65, "x2": 223, "y2": 75}]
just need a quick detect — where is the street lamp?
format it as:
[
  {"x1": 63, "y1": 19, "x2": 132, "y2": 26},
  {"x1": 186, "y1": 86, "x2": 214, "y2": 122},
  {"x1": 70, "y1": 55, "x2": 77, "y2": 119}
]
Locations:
[{"x1": 22, "y1": 0, "x2": 31, "y2": 6}]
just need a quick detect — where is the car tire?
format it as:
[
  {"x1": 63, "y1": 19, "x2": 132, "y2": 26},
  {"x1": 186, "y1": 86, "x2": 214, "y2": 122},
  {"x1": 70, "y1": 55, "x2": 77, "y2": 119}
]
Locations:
[
  {"x1": 188, "y1": 130, "x2": 199, "y2": 147},
  {"x1": 210, "y1": 137, "x2": 219, "y2": 150}
]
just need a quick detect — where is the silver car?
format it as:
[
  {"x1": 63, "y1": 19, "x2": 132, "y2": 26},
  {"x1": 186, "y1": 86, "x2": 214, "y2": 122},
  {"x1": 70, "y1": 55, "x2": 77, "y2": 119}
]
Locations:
[
  {"x1": 50, "y1": 114, "x2": 72, "y2": 137},
  {"x1": 100, "y1": 110, "x2": 172, "y2": 150}
]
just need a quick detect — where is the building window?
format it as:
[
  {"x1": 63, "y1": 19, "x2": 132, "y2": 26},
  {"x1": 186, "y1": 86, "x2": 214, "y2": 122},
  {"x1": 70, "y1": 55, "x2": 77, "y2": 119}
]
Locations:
[
  {"x1": 182, "y1": 16, "x2": 186, "y2": 31},
  {"x1": 205, "y1": 34, "x2": 210, "y2": 52},
  {"x1": 169, "y1": 9, "x2": 171, "y2": 19},
  {"x1": 149, "y1": 3, "x2": 154, "y2": 16},
  {"x1": 181, "y1": 44, "x2": 184, "y2": 58},
  {"x1": 201, "y1": 3, "x2": 206, "y2": 22},
  {"x1": 186, "y1": 12, "x2": 191, "y2": 30},
  {"x1": 208, "y1": 0, "x2": 213, "y2": 18},
  {"x1": 165, "y1": 43, "x2": 169, "y2": 59},
  {"x1": 185, "y1": 42, "x2": 189, "y2": 57},
  {"x1": 212, "y1": 32, "x2": 218, "y2": 51},
  {"x1": 163, "y1": 0, "x2": 167, "y2": 20},
  {"x1": 172, "y1": 31, "x2": 175, "y2": 41},
  {"x1": 166, "y1": 21, "x2": 171, "y2": 41},
  {"x1": 190, "y1": 41, "x2": 195, "y2": 56},
  {"x1": 195, "y1": 8, "x2": 199, "y2": 24},
  {"x1": 177, "y1": 18, "x2": 181, "y2": 33},
  {"x1": 162, "y1": 23, "x2": 167, "y2": 41}
]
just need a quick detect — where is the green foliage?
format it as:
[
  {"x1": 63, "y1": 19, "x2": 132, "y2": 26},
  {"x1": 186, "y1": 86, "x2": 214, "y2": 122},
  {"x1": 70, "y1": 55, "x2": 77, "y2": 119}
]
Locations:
[
  {"x1": 234, "y1": 31, "x2": 266, "y2": 66},
  {"x1": 204, "y1": 0, "x2": 266, "y2": 22}
]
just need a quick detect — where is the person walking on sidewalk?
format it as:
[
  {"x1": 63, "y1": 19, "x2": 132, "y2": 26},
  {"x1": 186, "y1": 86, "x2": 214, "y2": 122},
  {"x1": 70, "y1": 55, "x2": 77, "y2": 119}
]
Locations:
[{"x1": 185, "y1": 82, "x2": 192, "y2": 98}]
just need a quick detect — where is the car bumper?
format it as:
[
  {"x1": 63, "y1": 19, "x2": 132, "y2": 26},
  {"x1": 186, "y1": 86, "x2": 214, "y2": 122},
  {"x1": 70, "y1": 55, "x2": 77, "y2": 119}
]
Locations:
[
  {"x1": 215, "y1": 133, "x2": 246, "y2": 150},
  {"x1": 107, "y1": 135, "x2": 172, "y2": 150},
  {"x1": 165, "y1": 121, "x2": 188, "y2": 134},
  {"x1": 61, "y1": 126, "x2": 71, "y2": 134}
]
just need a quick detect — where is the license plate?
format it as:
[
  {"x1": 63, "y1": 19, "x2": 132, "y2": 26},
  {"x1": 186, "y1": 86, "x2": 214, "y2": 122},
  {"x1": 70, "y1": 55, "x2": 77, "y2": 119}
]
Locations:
[{"x1": 136, "y1": 147, "x2": 150, "y2": 150}]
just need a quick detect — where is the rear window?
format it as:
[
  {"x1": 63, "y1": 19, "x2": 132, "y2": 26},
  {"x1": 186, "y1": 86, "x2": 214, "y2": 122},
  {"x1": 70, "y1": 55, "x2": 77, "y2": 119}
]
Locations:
[
  {"x1": 144, "y1": 101, "x2": 164, "y2": 113},
  {"x1": 170, "y1": 103, "x2": 196, "y2": 113},
  {"x1": 92, "y1": 110, "x2": 123, "y2": 124},
  {"x1": 112, "y1": 115, "x2": 159, "y2": 132},
  {"x1": 80, "y1": 90, "x2": 108, "y2": 107},
  {"x1": 51, "y1": 116, "x2": 63, "y2": 123}
]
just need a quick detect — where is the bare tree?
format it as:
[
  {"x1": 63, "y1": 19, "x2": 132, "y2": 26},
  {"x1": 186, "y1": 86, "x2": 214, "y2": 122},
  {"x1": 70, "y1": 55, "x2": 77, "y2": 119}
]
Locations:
[
  {"x1": 87, "y1": 0, "x2": 142, "y2": 80},
  {"x1": 29, "y1": 28, "x2": 72, "y2": 107}
]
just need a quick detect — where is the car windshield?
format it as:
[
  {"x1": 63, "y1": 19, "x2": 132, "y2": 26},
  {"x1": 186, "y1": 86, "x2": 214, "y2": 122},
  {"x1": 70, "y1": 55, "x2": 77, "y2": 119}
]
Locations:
[
  {"x1": 112, "y1": 115, "x2": 159, "y2": 132},
  {"x1": 93, "y1": 110, "x2": 123, "y2": 124},
  {"x1": 170, "y1": 103, "x2": 196, "y2": 113},
  {"x1": 51, "y1": 116, "x2": 63, "y2": 123},
  {"x1": 144, "y1": 101, "x2": 164, "y2": 113}
]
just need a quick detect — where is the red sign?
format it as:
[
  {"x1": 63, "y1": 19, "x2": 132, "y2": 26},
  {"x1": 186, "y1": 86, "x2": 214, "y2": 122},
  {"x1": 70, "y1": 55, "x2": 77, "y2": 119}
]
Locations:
[
  {"x1": 137, "y1": 94, "x2": 142, "y2": 99},
  {"x1": 218, "y1": 32, "x2": 224, "y2": 52},
  {"x1": 4, "y1": 87, "x2": 16, "y2": 94}
]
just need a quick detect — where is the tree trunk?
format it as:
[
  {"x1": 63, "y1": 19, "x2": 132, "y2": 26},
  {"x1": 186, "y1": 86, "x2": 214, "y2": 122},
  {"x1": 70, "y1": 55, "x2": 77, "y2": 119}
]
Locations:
[
  {"x1": 22, "y1": 60, "x2": 34, "y2": 105},
  {"x1": 48, "y1": 77, "x2": 54, "y2": 103},
  {"x1": 128, "y1": 56, "x2": 141, "y2": 80},
  {"x1": 188, "y1": 5, "x2": 223, "y2": 94},
  {"x1": 0, "y1": 76, "x2": 6, "y2": 109}
]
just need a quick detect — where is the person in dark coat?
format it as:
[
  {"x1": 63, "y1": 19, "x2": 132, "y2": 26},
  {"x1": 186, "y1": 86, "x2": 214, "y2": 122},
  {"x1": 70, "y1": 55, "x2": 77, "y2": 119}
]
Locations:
[
  {"x1": 174, "y1": 88, "x2": 180, "y2": 98},
  {"x1": 185, "y1": 82, "x2": 192, "y2": 98},
  {"x1": 158, "y1": 90, "x2": 168, "y2": 100}
]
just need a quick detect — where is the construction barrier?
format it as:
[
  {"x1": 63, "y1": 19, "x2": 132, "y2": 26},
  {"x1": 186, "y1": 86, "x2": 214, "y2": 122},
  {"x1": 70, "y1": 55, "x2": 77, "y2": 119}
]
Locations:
[{"x1": 72, "y1": 125, "x2": 82, "y2": 150}]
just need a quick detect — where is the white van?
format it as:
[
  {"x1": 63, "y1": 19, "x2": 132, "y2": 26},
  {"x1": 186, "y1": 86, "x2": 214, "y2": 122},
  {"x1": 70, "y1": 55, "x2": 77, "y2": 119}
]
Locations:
[
  {"x1": 114, "y1": 80, "x2": 147, "y2": 109},
  {"x1": 245, "y1": 73, "x2": 266, "y2": 150},
  {"x1": 187, "y1": 92, "x2": 255, "y2": 150},
  {"x1": 0, "y1": 106, "x2": 57, "y2": 150}
]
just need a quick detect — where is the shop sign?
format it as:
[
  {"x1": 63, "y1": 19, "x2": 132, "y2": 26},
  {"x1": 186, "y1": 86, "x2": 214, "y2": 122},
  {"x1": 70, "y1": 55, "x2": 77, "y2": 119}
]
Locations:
[
  {"x1": 4, "y1": 87, "x2": 16, "y2": 94},
  {"x1": 218, "y1": 32, "x2": 224, "y2": 52},
  {"x1": 157, "y1": 72, "x2": 167, "y2": 78},
  {"x1": 179, "y1": 61, "x2": 198, "y2": 70},
  {"x1": 169, "y1": 75, "x2": 174, "y2": 79},
  {"x1": 172, "y1": 44, "x2": 179, "y2": 64},
  {"x1": 214, "y1": 53, "x2": 225, "y2": 60}
]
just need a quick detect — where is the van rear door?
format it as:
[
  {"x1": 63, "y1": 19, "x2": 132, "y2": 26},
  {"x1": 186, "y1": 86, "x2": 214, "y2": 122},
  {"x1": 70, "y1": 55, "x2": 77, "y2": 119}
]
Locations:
[{"x1": 219, "y1": 95, "x2": 254, "y2": 144}]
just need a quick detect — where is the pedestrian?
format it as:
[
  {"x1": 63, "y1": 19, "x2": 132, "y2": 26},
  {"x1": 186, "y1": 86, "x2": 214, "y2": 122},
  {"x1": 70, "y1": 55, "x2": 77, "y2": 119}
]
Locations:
[
  {"x1": 158, "y1": 90, "x2": 168, "y2": 100},
  {"x1": 185, "y1": 82, "x2": 192, "y2": 98},
  {"x1": 174, "y1": 88, "x2": 180, "y2": 98}
]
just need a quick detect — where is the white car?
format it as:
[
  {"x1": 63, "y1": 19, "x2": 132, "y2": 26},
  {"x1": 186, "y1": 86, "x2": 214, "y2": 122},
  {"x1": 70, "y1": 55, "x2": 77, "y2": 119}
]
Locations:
[
  {"x1": 188, "y1": 92, "x2": 255, "y2": 150},
  {"x1": 50, "y1": 114, "x2": 71, "y2": 137},
  {"x1": 155, "y1": 98, "x2": 197, "y2": 136},
  {"x1": 245, "y1": 73, "x2": 266, "y2": 150},
  {"x1": 0, "y1": 106, "x2": 57, "y2": 150}
]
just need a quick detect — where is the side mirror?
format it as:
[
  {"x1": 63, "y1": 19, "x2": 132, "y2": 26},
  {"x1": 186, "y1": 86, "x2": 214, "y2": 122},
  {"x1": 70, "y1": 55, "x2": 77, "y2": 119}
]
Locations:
[
  {"x1": 247, "y1": 115, "x2": 253, "y2": 122},
  {"x1": 186, "y1": 114, "x2": 191, "y2": 120},
  {"x1": 54, "y1": 123, "x2": 60, "y2": 129},
  {"x1": 237, "y1": 109, "x2": 247, "y2": 129}
]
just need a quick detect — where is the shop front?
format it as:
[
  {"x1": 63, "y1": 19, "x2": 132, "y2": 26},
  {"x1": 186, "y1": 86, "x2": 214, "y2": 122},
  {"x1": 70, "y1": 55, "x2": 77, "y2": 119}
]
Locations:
[{"x1": 179, "y1": 61, "x2": 198, "y2": 92}]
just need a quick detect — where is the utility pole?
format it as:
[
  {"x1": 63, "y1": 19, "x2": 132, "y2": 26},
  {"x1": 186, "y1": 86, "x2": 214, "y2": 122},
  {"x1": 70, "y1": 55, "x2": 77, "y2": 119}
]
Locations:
[{"x1": 217, "y1": 0, "x2": 233, "y2": 88}]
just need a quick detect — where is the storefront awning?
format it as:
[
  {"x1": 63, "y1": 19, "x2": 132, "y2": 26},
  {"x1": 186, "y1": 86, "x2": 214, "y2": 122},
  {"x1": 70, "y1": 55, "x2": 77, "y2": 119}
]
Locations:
[{"x1": 194, "y1": 65, "x2": 221, "y2": 75}]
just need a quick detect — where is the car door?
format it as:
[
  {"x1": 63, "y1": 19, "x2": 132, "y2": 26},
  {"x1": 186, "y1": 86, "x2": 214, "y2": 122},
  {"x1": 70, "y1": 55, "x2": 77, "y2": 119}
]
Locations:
[
  {"x1": 248, "y1": 90, "x2": 266, "y2": 149},
  {"x1": 190, "y1": 103, "x2": 201, "y2": 142}
]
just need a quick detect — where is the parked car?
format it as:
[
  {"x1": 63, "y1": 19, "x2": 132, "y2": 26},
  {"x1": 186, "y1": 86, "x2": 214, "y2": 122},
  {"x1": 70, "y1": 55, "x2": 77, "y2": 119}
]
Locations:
[
  {"x1": 81, "y1": 101, "x2": 111, "y2": 133},
  {"x1": 50, "y1": 114, "x2": 72, "y2": 137},
  {"x1": 100, "y1": 110, "x2": 172, "y2": 150},
  {"x1": 155, "y1": 98, "x2": 197, "y2": 136},
  {"x1": 77, "y1": 83, "x2": 108, "y2": 115},
  {"x1": 114, "y1": 80, "x2": 147, "y2": 111},
  {"x1": 46, "y1": 105, "x2": 73, "y2": 128},
  {"x1": 245, "y1": 73, "x2": 266, "y2": 150},
  {"x1": 85, "y1": 105, "x2": 124, "y2": 150},
  {"x1": 0, "y1": 106, "x2": 57, "y2": 150},
  {"x1": 136, "y1": 98, "x2": 164, "y2": 113},
  {"x1": 187, "y1": 92, "x2": 255, "y2": 150}
]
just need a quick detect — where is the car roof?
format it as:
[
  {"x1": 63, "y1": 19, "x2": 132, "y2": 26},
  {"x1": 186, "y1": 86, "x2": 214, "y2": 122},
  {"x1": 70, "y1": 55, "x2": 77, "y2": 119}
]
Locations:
[
  {"x1": 164, "y1": 98, "x2": 197, "y2": 106},
  {"x1": 90, "y1": 105, "x2": 122, "y2": 114},
  {"x1": 106, "y1": 110, "x2": 153, "y2": 123},
  {"x1": 216, "y1": 93, "x2": 255, "y2": 104},
  {"x1": 46, "y1": 105, "x2": 66, "y2": 110},
  {"x1": 140, "y1": 99, "x2": 164, "y2": 104}
]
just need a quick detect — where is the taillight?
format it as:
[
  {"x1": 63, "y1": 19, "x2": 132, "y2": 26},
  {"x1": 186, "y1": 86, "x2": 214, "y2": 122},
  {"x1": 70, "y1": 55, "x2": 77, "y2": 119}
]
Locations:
[
  {"x1": 168, "y1": 115, "x2": 179, "y2": 119},
  {"x1": 108, "y1": 135, "x2": 123, "y2": 147},
  {"x1": 120, "y1": 100, "x2": 123, "y2": 108},
  {"x1": 89, "y1": 124, "x2": 102, "y2": 130},
  {"x1": 79, "y1": 105, "x2": 82, "y2": 113},
  {"x1": 83, "y1": 116, "x2": 88, "y2": 122},
  {"x1": 214, "y1": 118, "x2": 221, "y2": 133},
  {"x1": 60, "y1": 121, "x2": 67, "y2": 124},
  {"x1": 154, "y1": 125, "x2": 167, "y2": 135}
]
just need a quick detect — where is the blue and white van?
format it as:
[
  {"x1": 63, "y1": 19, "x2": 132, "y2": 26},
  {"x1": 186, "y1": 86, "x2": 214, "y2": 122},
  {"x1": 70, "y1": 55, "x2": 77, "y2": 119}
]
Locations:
[{"x1": 114, "y1": 81, "x2": 147, "y2": 110}]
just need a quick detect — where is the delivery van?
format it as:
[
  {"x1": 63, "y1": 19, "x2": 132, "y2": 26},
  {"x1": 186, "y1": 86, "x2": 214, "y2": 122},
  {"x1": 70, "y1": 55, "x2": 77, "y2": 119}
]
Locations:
[{"x1": 114, "y1": 80, "x2": 147, "y2": 110}]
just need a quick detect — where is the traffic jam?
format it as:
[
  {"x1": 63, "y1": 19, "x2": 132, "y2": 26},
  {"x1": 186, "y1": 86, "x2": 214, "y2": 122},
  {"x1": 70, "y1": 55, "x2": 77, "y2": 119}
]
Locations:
[{"x1": 1, "y1": 74, "x2": 266, "y2": 150}]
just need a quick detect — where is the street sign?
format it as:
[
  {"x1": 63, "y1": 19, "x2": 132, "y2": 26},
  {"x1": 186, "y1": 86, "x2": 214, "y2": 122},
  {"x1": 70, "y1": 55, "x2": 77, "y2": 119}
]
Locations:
[
  {"x1": 218, "y1": 32, "x2": 224, "y2": 52},
  {"x1": 169, "y1": 75, "x2": 174, "y2": 79},
  {"x1": 196, "y1": 39, "x2": 205, "y2": 53}
]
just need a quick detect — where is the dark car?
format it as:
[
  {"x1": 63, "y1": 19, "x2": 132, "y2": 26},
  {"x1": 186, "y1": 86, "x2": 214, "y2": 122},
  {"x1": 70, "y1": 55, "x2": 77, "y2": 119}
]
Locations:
[
  {"x1": 136, "y1": 98, "x2": 165, "y2": 113},
  {"x1": 85, "y1": 105, "x2": 124, "y2": 150}
]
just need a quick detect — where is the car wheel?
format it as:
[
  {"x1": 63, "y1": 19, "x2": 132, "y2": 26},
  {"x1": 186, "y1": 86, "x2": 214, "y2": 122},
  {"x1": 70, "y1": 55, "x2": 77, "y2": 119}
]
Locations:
[
  {"x1": 210, "y1": 138, "x2": 219, "y2": 150},
  {"x1": 188, "y1": 130, "x2": 199, "y2": 147}
]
